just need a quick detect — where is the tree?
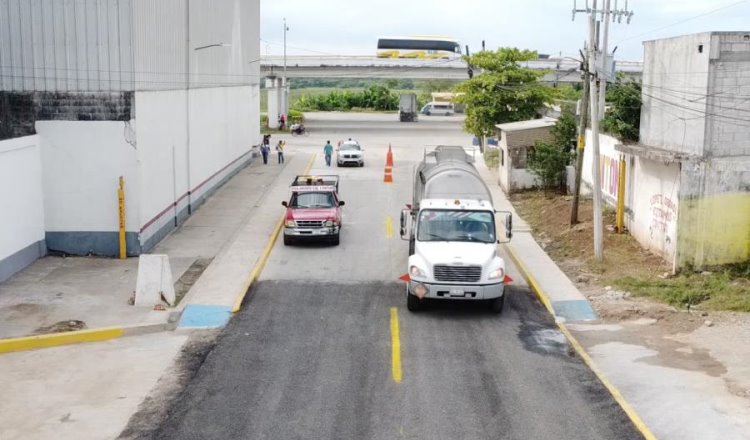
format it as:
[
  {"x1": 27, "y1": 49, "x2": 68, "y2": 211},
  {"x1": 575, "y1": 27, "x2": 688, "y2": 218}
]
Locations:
[
  {"x1": 528, "y1": 109, "x2": 577, "y2": 191},
  {"x1": 454, "y1": 48, "x2": 553, "y2": 141},
  {"x1": 601, "y1": 74, "x2": 641, "y2": 142}
]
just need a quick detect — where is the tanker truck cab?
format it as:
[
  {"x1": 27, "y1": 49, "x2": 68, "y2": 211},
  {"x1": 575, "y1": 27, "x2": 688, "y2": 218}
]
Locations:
[{"x1": 400, "y1": 146, "x2": 513, "y2": 313}]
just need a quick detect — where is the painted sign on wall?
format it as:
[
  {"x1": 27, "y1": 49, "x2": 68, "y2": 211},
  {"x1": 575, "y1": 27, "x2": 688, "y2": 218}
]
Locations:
[
  {"x1": 649, "y1": 193, "x2": 677, "y2": 237},
  {"x1": 600, "y1": 155, "x2": 621, "y2": 199}
]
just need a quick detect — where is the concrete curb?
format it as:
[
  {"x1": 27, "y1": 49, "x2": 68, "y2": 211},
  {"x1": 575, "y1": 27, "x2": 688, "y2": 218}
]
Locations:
[
  {"x1": 504, "y1": 243, "x2": 658, "y2": 440},
  {"x1": 0, "y1": 322, "x2": 174, "y2": 354}
]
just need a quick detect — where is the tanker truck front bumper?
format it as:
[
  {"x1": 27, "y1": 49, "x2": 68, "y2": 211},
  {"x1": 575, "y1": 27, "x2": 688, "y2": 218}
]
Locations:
[{"x1": 408, "y1": 280, "x2": 504, "y2": 300}]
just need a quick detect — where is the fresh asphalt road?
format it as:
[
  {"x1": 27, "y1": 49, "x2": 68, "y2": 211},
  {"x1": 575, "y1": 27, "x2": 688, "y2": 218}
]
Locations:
[{"x1": 151, "y1": 113, "x2": 642, "y2": 439}]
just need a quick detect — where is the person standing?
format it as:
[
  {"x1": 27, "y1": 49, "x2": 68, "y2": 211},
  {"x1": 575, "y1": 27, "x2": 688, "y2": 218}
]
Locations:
[
  {"x1": 260, "y1": 142, "x2": 270, "y2": 164},
  {"x1": 276, "y1": 140, "x2": 285, "y2": 164},
  {"x1": 323, "y1": 140, "x2": 333, "y2": 167}
]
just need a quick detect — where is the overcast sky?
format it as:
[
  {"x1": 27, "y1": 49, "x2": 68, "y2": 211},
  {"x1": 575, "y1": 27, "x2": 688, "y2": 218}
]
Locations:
[{"x1": 260, "y1": 0, "x2": 750, "y2": 61}]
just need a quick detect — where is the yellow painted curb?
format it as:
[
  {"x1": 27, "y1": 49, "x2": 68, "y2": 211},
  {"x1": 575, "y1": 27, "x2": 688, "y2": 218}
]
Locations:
[
  {"x1": 231, "y1": 153, "x2": 317, "y2": 313},
  {"x1": 0, "y1": 327, "x2": 124, "y2": 354},
  {"x1": 503, "y1": 243, "x2": 658, "y2": 440}
]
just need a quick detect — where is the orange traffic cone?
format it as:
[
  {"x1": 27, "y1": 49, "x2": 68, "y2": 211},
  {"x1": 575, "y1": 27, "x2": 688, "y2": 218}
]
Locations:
[
  {"x1": 384, "y1": 165, "x2": 393, "y2": 183},
  {"x1": 386, "y1": 144, "x2": 394, "y2": 167}
]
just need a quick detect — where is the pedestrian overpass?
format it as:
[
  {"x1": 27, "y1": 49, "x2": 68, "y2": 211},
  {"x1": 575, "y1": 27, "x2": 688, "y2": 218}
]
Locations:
[{"x1": 260, "y1": 55, "x2": 643, "y2": 83}]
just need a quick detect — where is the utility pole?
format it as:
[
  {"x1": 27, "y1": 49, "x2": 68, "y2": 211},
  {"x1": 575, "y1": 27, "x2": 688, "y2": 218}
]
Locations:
[
  {"x1": 572, "y1": 0, "x2": 633, "y2": 261},
  {"x1": 570, "y1": 47, "x2": 590, "y2": 225},
  {"x1": 283, "y1": 18, "x2": 289, "y2": 117}
]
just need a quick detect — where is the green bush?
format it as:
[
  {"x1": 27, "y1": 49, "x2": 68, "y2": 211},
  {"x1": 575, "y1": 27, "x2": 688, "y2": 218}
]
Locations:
[
  {"x1": 292, "y1": 85, "x2": 398, "y2": 112},
  {"x1": 484, "y1": 148, "x2": 499, "y2": 169}
]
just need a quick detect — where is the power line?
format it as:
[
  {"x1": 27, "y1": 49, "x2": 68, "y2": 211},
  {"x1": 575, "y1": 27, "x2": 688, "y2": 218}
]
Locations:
[{"x1": 614, "y1": 0, "x2": 749, "y2": 44}]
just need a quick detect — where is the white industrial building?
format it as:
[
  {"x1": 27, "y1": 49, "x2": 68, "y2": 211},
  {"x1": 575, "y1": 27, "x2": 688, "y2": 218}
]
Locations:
[{"x1": 0, "y1": 0, "x2": 261, "y2": 282}]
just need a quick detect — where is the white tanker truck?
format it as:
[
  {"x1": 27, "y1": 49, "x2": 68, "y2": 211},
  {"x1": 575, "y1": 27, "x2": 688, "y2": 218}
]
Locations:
[{"x1": 400, "y1": 146, "x2": 513, "y2": 313}]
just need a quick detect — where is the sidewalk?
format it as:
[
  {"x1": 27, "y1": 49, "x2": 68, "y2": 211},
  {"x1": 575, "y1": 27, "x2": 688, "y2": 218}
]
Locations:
[
  {"x1": 0, "y1": 156, "x2": 286, "y2": 344},
  {"x1": 475, "y1": 159, "x2": 597, "y2": 322}
]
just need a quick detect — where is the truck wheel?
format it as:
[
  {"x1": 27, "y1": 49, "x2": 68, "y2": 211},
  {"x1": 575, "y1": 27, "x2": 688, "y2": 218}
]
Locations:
[
  {"x1": 283, "y1": 235, "x2": 293, "y2": 246},
  {"x1": 331, "y1": 233, "x2": 340, "y2": 246},
  {"x1": 359, "y1": 162, "x2": 364, "y2": 167},
  {"x1": 489, "y1": 295, "x2": 505, "y2": 314},
  {"x1": 407, "y1": 290, "x2": 421, "y2": 312}
]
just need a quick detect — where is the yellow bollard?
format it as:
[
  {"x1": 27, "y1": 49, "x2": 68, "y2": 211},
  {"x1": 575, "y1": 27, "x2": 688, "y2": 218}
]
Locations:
[
  {"x1": 118, "y1": 176, "x2": 126, "y2": 259},
  {"x1": 616, "y1": 155, "x2": 626, "y2": 233}
]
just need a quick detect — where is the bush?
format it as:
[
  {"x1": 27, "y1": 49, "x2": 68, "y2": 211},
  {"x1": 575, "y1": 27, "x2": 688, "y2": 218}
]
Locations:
[
  {"x1": 287, "y1": 109, "x2": 304, "y2": 124},
  {"x1": 484, "y1": 148, "x2": 499, "y2": 169},
  {"x1": 292, "y1": 85, "x2": 398, "y2": 112},
  {"x1": 528, "y1": 141, "x2": 571, "y2": 190}
]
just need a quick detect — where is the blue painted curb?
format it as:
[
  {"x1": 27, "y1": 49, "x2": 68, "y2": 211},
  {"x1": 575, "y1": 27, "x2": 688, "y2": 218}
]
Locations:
[
  {"x1": 552, "y1": 300, "x2": 597, "y2": 321},
  {"x1": 178, "y1": 304, "x2": 232, "y2": 328}
]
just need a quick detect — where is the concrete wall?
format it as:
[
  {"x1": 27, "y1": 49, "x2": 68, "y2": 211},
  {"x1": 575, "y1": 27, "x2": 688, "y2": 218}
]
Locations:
[
  {"x1": 0, "y1": 135, "x2": 46, "y2": 282},
  {"x1": 36, "y1": 121, "x2": 141, "y2": 256},
  {"x1": 640, "y1": 33, "x2": 711, "y2": 156},
  {"x1": 495, "y1": 125, "x2": 554, "y2": 193},
  {"x1": 705, "y1": 33, "x2": 750, "y2": 158},
  {"x1": 582, "y1": 130, "x2": 630, "y2": 207},
  {"x1": 677, "y1": 156, "x2": 750, "y2": 267},
  {"x1": 136, "y1": 85, "x2": 259, "y2": 250},
  {"x1": 628, "y1": 157, "x2": 681, "y2": 263}
]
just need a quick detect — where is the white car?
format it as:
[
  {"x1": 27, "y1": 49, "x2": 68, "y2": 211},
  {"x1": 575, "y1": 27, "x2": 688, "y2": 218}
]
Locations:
[{"x1": 336, "y1": 140, "x2": 364, "y2": 167}]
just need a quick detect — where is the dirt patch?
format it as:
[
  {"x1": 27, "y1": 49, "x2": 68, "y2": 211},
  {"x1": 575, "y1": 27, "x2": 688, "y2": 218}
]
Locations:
[
  {"x1": 509, "y1": 191, "x2": 748, "y2": 334},
  {"x1": 33, "y1": 320, "x2": 87, "y2": 334},
  {"x1": 173, "y1": 258, "x2": 213, "y2": 306}
]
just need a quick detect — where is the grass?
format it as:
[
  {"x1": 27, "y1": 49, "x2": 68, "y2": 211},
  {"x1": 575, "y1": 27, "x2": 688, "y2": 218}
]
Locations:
[
  {"x1": 260, "y1": 87, "x2": 419, "y2": 113},
  {"x1": 614, "y1": 262, "x2": 750, "y2": 311},
  {"x1": 510, "y1": 191, "x2": 750, "y2": 312}
]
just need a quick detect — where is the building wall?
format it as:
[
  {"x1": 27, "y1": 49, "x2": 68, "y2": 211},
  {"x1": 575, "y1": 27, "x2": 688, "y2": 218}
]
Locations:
[
  {"x1": 132, "y1": 0, "x2": 260, "y2": 91},
  {"x1": 705, "y1": 33, "x2": 750, "y2": 157},
  {"x1": 36, "y1": 121, "x2": 141, "y2": 256},
  {"x1": 505, "y1": 126, "x2": 554, "y2": 149},
  {"x1": 582, "y1": 130, "x2": 630, "y2": 206},
  {"x1": 640, "y1": 33, "x2": 711, "y2": 156},
  {"x1": 677, "y1": 156, "x2": 750, "y2": 267},
  {"x1": 497, "y1": 136, "x2": 511, "y2": 193},
  {"x1": 0, "y1": 135, "x2": 46, "y2": 281},
  {"x1": 135, "y1": 84, "x2": 258, "y2": 250},
  {"x1": 628, "y1": 157, "x2": 681, "y2": 263},
  {"x1": 0, "y1": 0, "x2": 136, "y2": 92}
]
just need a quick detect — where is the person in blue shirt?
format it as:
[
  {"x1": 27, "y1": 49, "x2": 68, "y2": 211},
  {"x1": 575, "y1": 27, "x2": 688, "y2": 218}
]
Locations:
[{"x1": 323, "y1": 140, "x2": 333, "y2": 167}]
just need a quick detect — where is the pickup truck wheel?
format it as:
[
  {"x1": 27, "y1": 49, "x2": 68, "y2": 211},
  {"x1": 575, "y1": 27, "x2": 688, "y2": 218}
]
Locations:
[
  {"x1": 359, "y1": 162, "x2": 364, "y2": 167},
  {"x1": 283, "y1": 235, "x2": 293, "y2": 246},
  {"x1": 489, "y1": 295, "x2": 505, "y2": 314},
  {"x1": 331, "y1": 233, "x2": 340, "y2": 246},
  {"x1": 407, "y1": 291, "x2": 421, "y2": 312}
]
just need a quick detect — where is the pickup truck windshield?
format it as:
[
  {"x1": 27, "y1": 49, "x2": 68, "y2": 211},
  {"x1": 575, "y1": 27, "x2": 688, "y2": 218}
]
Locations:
[
  {"x1": 290, "y1": 192, "x2": 335, "y2": 208},
  {"x1": 417, "y1": 209, "x2": 495, "y2": 243}
]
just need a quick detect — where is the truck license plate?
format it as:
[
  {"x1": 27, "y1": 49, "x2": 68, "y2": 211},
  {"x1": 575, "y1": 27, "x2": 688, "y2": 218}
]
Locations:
[{"x1": 450, "y1": 288, "x2": 464, "y2": 296}]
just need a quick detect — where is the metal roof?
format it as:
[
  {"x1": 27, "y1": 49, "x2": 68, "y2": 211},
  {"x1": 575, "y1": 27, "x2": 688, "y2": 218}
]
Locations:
[{"x1": 495, "y1": 118, "x2": 557, "y2": 132}]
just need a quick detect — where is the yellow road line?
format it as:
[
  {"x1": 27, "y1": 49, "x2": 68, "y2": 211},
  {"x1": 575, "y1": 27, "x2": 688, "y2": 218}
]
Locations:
[
  {"x1": 390, "y1": 307, "x2": 402, "y2": 383},
  {"x1": 231, "y1": 153, "x2": 317, "y2": 313},
  {"x1": 385, "y1": 215, "x2": 393, "y2": 239},
  {"x1": 0, "y1": 327, "x2": 124, "y2": 354},
  {"x1": 503, "y1": 243, "x2": 658, "y2": 440}
]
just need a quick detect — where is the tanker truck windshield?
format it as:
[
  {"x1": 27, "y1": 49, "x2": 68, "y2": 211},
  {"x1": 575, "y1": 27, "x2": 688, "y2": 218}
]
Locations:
[{"x1": 417, "y1": 210, "x2": 495, "y2": 244}]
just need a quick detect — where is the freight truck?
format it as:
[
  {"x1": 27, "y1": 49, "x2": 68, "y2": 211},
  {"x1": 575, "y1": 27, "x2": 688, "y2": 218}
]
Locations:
[
  {"x1": 399, "y1": 146, "x2": 512, "y2": 312},
  {"x1": 399, "y1": 93, "x2": 418, "y2": 122}
]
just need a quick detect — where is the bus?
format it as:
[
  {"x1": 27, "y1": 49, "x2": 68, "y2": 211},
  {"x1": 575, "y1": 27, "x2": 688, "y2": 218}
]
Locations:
[{"x1": 377, "y1": 36, "x2": 462, "y2": 59}]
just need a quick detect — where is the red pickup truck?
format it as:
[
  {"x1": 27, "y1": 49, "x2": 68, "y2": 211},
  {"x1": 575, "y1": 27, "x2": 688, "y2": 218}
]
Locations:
[{"x1": 282, "y1": 175, "x2": 344, "y2": 246}]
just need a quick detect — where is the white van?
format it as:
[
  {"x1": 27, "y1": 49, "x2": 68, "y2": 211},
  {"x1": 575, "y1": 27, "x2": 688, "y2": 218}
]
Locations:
[{"x1": 420, "y1": 101, "x2": 454, "y2": 116}]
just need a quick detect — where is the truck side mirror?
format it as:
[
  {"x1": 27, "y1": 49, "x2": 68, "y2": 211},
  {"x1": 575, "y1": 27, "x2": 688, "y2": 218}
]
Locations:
[
  {"x1": 281, "y1": 201, "x2": 288, "y2": 207},
  {"x1": 400, "y1": 209, "x2": 412, "y2": 240},
  {"x1": 338, "y1": 201, "x2": 345, "y2": 206},
  {"x1": 505, "y1": 214, "x2": 513, "y2": 239}
]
